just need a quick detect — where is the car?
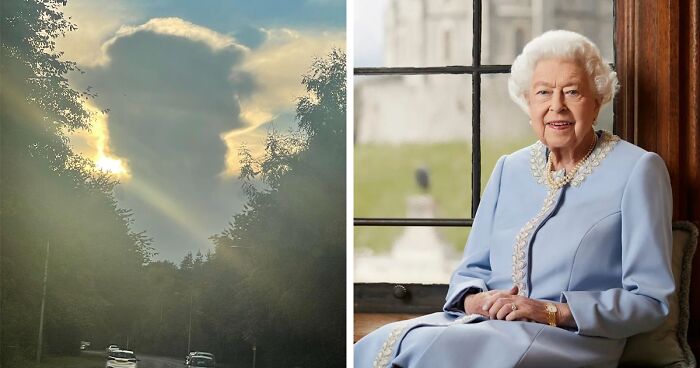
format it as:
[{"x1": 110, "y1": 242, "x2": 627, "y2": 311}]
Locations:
[
  {"x1": 194, "y1": 352, "x2": 215, "y2": 361},
  {"x1": 186, "y1": 355, "x2": 215, "y2": 367},
  {"x1": 105, "y1": 349, "x2": 139, "y2": 368},
  {"x1": 185, "y1": 351, "x2": 196, "y2": 364},
  {"x1": 185, "y1": 352, "x2": 215, "y2": 365},
  {"x1": 106, "y1": 345, "x2": 120, "y2": 354}
]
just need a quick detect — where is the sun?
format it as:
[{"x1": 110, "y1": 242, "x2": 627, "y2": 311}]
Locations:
[{"x1": 96, "y1": 156, "x2": 128, "y2": 176}]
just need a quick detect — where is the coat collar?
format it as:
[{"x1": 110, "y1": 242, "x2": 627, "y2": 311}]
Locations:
[{"x1": 529, "y1": 130, "x2": 620, "y2": 189}]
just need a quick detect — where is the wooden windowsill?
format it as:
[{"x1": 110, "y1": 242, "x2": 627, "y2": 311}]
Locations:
[{"x1": 354, "y1": 313, "x2": 420, "y2": 342}]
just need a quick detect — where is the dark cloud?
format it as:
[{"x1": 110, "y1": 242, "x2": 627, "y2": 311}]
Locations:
[{"x1": 75, "y1": 26, "x2": 256, "y2": 261}]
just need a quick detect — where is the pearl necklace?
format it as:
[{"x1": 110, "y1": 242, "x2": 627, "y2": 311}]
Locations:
[{"x1": 545, "y1": 134, "x2": 598, "y2": 189}]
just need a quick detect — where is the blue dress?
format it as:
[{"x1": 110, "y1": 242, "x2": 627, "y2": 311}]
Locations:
[{"x1": 354, "y1": 131, "x2": 675, "y2": 368}]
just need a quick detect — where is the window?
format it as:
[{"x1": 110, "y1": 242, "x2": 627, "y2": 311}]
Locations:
[{"x1": 354, "y1": 0, "x2": 617, "y2": 307}]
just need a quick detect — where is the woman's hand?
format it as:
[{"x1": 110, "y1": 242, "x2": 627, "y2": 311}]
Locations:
[
  {"x1": 463, "y1": 286, "x2": 518, "y2": 317},
  {"x1": 485, "y1": 293, "x2": 549, "y2": 323},
  {"x1": 467, "y1": 286, "x2": 576, "y2": 327}
]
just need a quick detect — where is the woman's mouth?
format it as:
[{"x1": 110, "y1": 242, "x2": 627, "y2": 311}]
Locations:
[{"x1": 545, "y1": 120, "x2": 574, "y2": 130}]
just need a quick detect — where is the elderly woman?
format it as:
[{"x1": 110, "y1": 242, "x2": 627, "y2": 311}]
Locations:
[{"x1": 354, "y1": 30, "x2": 675, "y2": 367}]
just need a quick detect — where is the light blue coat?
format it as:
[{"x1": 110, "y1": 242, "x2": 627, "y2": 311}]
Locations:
[{"x1": 355, "y1": 131, "x2": 675, "y2": 368}]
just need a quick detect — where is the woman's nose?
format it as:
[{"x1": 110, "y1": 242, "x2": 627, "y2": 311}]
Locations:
[{"x1": 549, "y1": 91, "x2": 567, "y2": 112}]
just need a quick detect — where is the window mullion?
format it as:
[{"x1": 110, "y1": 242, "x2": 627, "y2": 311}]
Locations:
[
  {"x1": 471, "y1": 0, "x2": 483, "y2": 217},
  {"x1": 353, "y1": 65, "x2": 511, "y2": 75},
  {"x1": 354, "y1": 218, "x2": 473, "y2": 227}
]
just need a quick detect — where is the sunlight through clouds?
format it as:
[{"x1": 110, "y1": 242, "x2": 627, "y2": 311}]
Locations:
[
  {"x1": 69, "y1": 102, "x2": 131, "y2": 178},
  {"x1": 57, "y1": 7, "x2": 344, "y2": 260},
  {"x1": 125, "y1": 175, "x2": 214, "y2": 247},
  {"x1": 65, "y1": 16, "x2": 343, "y2": 178}
]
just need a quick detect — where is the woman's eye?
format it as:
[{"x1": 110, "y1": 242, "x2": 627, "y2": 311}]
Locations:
[
  {"x1": 565, "y1": 90, "x2": 580, "y2": 96},
  {"x1": 535, "y1": 90, "x2": 549, "y2": 95}
]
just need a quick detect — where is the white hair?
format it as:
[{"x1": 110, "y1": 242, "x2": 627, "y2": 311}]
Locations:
[{"x1": 507, "y1": 30, "x2": 619, "y2": 113}]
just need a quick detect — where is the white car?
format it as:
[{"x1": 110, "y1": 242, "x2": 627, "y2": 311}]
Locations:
[
  {"x1": 186, "y1": 352, "x2": 215, "y2": 364},
  {"x1": 186, "y1": 355, "x2": 215, "y2": 367},
  {"x1": 195, "y1": 352, "x2": 215, "y2": 361},
  {"x1": 106, "y1": 344, "x2": 120, "y2": 354},
  {"x1": 106, "y1": 349, "x2": 139, "y2": 368}
]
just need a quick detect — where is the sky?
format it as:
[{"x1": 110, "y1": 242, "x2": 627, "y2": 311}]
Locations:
[
  {"x1": 57, "y1": 0, "x2": 345, "y2": 262},
  {"x1": 353, "y1": 0, "x2": 388, "y2": 67}
]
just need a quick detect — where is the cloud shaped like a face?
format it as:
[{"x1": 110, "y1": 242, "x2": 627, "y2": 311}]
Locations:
[
  {"x1": 66, "y1": 17, "x2": 343, "y2": 261},
  {"x1": 85, "y1": 18, "x2": 253, "y2": 180},
  {"x1": 69, "y1": 18, "x2": 254, "y2": 260}
]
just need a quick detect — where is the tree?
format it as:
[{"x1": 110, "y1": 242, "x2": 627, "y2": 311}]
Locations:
[
  {"x1": 209, "y1": 48, "x2": 346, "y2": 367},
  {"x1": 1, "y1": 0, "x2": 152, "y2": 363}
]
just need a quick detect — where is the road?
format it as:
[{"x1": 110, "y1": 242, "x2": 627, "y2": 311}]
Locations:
[
  {"x1": 133, "y1": 353, "x2": 184, "y2": 368},
  {"x1": 83, "y1": 350, "x2": 185, "y2": 368}
]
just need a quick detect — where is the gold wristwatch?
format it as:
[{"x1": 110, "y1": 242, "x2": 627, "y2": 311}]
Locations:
[{"x1": 545, "y1": 303, "x2": 558, "y2": 326}]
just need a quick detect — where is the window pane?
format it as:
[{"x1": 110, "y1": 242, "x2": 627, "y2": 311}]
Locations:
[
  {"x1": 354, "y1": 74, "x2": 472, "y2": 219},
  {"x1": 483, "y1": 0, "x2": 615, "y2": 65},
  {"x1": 354, "y1": 226, "x2": 469, "y2": 283},
  {"x1": 480, "y1": 74, "x2": 536, "y2": 191},
  {"x1": 597, "y1": 100, "x2": 614, "y2": 133},
  {"x1": 354, "y1": 0, "x2": 473, "y2": 67}
]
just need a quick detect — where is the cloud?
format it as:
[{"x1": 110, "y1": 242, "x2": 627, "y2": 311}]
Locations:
[
  {"x1": 69, "y1": 102, "x2": 131, "y2": 177},
  {"x1": 55, "y1": 1, "x2": 138, "y2": 66},
  {"x1": 66, "y1": 18, "x2": 253, "y2": 260},
  {"x1": 242, "y1": 28, "x2": 343, "y2": 113},
  {"x1": 232, "y1": 26, "x2": 268, "y2": 49},
  {"x1": 220, "y1": 28, "x2": 344, "y2": 176},
  {"x1": 65, "y1": 17, "x2": 343, "y2": 261}
]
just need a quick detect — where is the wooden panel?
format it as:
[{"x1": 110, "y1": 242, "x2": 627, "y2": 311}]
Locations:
[
  {"x1": 354, "y1": 283, "x2": 448, "y2": 314},
  {"x1": 678, "y1": 0, "x2": 700, "y2": 237},
  {"x1": 679, "y1": 0, "x2": 700, "y2": 354},
  {"x1": 354, "y1": 313, "x2": 419, "y2": 342},
  {"x1": 616, "y1": 0, "x2": 700, "y2": 355},
  {"x1": 613, "y1": 0, "x2": 636, "y2": 139}
]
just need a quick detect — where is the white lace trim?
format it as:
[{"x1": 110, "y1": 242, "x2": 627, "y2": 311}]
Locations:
[
  {"x1": 373, "y1": 323, "x2": 407, "y2": 368},
  {"x1": 529, "y1": 131, "x2": 620, "y2": 189},
  {"x1": 511, "y1": 188, "x2": 559, "y2": 296},
  {"x1": 514, "y1": 131, "x2": 620, "y2": 296}
]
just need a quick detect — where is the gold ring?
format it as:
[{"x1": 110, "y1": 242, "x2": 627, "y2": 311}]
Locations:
[{"x1": 511, "y1": 303, "x2": 518, "y2": 311}]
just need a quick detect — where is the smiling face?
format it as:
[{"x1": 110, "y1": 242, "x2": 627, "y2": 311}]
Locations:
[{"x1": 527, "y1": 58, "x2": 601, "y2": 153}]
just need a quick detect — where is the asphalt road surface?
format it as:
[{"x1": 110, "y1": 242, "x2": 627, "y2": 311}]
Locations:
[
  {"x1": 132, "y1": 353, "x2": 184, "y2": 368},
  {"x1": 84, "y1": 350, "x2": 185, "y2": 368}
]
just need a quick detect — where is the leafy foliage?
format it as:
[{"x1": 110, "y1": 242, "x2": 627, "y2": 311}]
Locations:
[
  {"x1": 1, "y1": 1, "x2": 345, "y2": 366},
  {"x1": 1, "y1": 0, "x2": 152, "y2": 363},
  {"x1": 208, "y1": 48, "x2": 346, "y2": 367}
]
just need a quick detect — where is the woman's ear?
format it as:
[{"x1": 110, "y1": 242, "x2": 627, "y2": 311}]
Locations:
[{"x1": 593, "y1": 98, "x2": 602, "y2": 123}]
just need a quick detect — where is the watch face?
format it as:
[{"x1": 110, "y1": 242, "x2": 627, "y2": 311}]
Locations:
[{"x1": 546, "y1": 303, "x2": 557, "y2": 313}]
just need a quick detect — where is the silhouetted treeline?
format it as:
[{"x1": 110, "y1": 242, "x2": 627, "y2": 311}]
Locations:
[
  {"x1": 1, "y1": 1, "x2": 345, "y2": 367},
  {"x1": 1, "y1": 0, "x2": 154, "y2": 365}
]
